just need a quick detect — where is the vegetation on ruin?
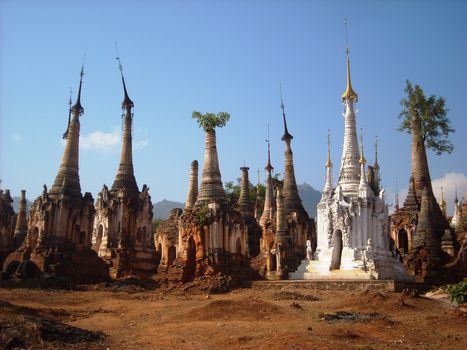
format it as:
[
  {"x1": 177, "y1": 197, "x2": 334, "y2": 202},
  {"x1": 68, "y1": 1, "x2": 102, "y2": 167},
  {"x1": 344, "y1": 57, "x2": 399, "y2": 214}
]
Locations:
[
  {"x1": 152, "y1": 218, "x2": 164, "y2": 232},
  {"x1": 446, "y1": 281, "x2": 467, "y2": 305},
  {"x1": 196, "y1": 204, "x2": 209, "y2": 226},
  {"x1": 192, "y1": 111, "x2": 230, "y2": 131},
  {"x1": 398, "y1": 80, "x2": 454, "y2": 155},
  {"x1": 225, "y1": 179, "x2": 266, "y2": 205}
]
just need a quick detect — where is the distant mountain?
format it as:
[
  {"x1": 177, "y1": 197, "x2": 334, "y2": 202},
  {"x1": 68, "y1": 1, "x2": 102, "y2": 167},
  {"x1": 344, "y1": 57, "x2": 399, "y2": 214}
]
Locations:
[
  {"x1": 153, "y1": 199, "x2": 184, "y2": 220},
  {"x1": 151, "y1": 184, "x2": 321, "y2": 221},
  {"x1": 11, "y1": 197, "x2": 33, "y2": 213},
  {"x1": 297, "y1": 183, "x2": 321, "y2": 219}
]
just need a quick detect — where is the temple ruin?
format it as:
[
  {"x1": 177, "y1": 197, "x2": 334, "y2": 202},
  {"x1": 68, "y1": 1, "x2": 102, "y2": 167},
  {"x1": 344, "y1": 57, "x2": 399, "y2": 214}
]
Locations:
[
  {"x1": 3, "y1": 68, "x2": 108, "y2": 283},
  {"x1": 155, "y1": 114, "x2": 259, "y2": 284},
  {"x1": 13, "y1": 190, "x2": 28, "y2": 250},
  {"x1": 259, "y1": 97, "x2": 315, "y2": 280},
  {"x1": 91, "y1": 62, "x2": 156, "y2": 279},
  {"x1": 0, "y1": 189, "x2": 15, "y2": 267},
  {"x1": 389, "y1": 92, "x2": 453, "y2": 280}
]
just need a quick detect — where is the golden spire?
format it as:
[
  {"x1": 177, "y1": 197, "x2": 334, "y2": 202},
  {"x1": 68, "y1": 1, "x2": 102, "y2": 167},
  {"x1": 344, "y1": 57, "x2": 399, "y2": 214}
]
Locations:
[
  {"x1": 326, "y1": 129, "x2": 332, "y2": 168},
  {"x1": 341, "y1": 18, "x2": 358, "y2": 102},
  {"x1": 359, "y1": 129, "x2": 366, "y2": 164}
]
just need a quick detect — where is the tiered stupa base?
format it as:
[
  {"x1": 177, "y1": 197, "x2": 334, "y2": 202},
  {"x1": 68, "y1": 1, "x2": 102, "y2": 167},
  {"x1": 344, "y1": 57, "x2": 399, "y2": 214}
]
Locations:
[{"x1": 290, "y1": 247, "x2": 413, "y2": 281}]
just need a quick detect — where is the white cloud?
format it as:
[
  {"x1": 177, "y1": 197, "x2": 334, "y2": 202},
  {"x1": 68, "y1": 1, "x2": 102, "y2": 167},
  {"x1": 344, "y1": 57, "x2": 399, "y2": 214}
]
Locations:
[
  {"x1": 12, "y1": 133, "x2": 22, "y2": 143},
  {"x1": 391, "y1": 172, "x2": 467, "y2": 216},
  {"x1": 432, "y1": 172, "x2": 467, "y2": 216},
  {"x1": 133, "y1": 128, "x2": 149, "y2": 150},
  {"x1": 80, "y1": 128, "x2": 120, "y2": 151}
]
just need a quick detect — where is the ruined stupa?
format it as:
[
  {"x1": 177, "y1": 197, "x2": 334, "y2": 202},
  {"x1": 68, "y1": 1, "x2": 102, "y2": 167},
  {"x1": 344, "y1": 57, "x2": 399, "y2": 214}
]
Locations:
[
  {"x1": 156, "y1": 112, "x2": 259, "y2": 284},
  {"x1": 0, "y1": 189, "x2": 15, "y2": 267},
  {"x1": 405, "y1": 187, "x2": 446, "y2": 281},
  {"x1": 261, "y1": 96, "x2": 315, "y2": 280},
  {"x1": 4, "y1": 67, "x2": 108, "y2": 283},
  {"x1": 92, "y1": 60, "x2": 156, "y2": 279},
  {"x1": 13, "y1": 190, "x2": 28, "y2": 249},
  {"x1": 390, "y1": 86, "x2": 450, "y2": 279}
]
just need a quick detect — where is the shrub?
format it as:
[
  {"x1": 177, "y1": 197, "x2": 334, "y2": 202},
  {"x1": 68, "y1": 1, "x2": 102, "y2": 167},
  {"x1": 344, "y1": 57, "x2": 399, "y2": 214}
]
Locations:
[{"x1": 446, "y1": 281, "x2": 467, "y2": 305}]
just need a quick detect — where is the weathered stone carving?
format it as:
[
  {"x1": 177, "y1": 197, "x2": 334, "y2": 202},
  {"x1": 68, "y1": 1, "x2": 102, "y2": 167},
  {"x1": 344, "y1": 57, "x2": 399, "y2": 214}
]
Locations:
[
  {"x1": 4, "y1": 69, "x2": 108, "y2": 283},
  {"x1": 0, "y1": 189, "x2": 15, "y2": 267},
  {"x1": 91, "y1": 66, "x2": 156, "y2": 279},
  {"x1": 13, "y1": 190, "x2": 28, "y2": 249}
]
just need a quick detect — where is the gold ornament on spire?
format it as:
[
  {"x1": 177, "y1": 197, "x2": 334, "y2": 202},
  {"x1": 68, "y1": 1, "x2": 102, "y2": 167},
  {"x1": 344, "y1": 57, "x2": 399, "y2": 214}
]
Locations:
[{"x1": 341, "y1": 18, "x2": 358, "y2": 102}]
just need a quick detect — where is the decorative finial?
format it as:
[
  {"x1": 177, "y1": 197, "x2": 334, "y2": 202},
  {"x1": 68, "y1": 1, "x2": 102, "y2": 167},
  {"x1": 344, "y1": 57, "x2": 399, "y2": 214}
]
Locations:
[
  {"x1": 395, "y1": 181, "x2": 400, "y2": 210},
  {"x1": 265, "y1": 123, "x2": 274, "y2": 172},
  {"x1": 359, "y1": 128, "x2": 366, "y2": 164},
  {"x1": 62, "y1": 87, "x2": 73, "y2": 139},
  {"x1": 257, "y1": 169, "x2": 260, "y2": 186},
  {"x1": 326, "y1": 129, "x2": 332, "y2": 168},
  {"x1": 374, "y1": 135, "x2": 380, "y2": 170},
  {"x1": 341, "y1": 18, "x2": 358, "y2": 102},
  {"x1": 68, "y1": 87, "x2": 73, "y2": 109},
  {"x1": 455, "y1": 187, "x2": 458, "y2": 203},
  {"x1": 280, "y1": 84, "x2": 293, "y2": 141},
  {"x1": 115, "y1": 42, "x2": 134, "y2": 109},
  {"x1": 344, "y1": 17, "x2": 349, "y2": 57},
  {"x1": 440, "y1": 185, "x2": 446, "y2": 205},
  {"x1": 71, "y1": 58, "x2": 85, "y2": 115}
]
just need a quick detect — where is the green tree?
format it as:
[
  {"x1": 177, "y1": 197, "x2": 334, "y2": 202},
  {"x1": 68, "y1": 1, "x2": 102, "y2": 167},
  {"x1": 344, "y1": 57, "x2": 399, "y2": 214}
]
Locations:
[
  {"x1": 224, "y1": 178, "x2": 265, "y2": 209},
  {"x1": 192, "y1": 111, "x2": 230, "y2": 131},
  {"x1": 152, "y1": 218, "x2": 164, "y2": 233},
  {"x1": 398, "y1": 80, "x2": 454, "y2": 155}
]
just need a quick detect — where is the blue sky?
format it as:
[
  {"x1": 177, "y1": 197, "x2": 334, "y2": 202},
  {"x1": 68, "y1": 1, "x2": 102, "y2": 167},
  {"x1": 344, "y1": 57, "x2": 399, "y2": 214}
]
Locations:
[{"x1": 1, "y1": 0, "x2": 466, "y2": 215}]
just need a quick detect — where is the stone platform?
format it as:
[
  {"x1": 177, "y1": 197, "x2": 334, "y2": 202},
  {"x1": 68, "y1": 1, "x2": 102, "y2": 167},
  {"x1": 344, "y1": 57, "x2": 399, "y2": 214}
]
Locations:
[{"x1": 247, "y1": 279, "x2": 427, "y2": 293}]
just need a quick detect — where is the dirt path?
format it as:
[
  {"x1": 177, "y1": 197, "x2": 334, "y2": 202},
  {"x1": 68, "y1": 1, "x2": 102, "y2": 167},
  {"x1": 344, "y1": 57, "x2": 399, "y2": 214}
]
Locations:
[{"x1": 0, "y1": 287, "x2": 465, "y2": 349}]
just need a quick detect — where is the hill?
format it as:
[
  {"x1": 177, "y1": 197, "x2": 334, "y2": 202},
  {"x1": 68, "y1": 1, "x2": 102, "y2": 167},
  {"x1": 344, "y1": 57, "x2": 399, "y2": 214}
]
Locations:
[
  {"x1": 153, "y1": 199, "x2": 184, "y2": 219},
  {"x1": 11, "y1": 196, "x2": 33, "y2": 213},
  {"x1": 297, "y1": 183, "x2": 321, "y2": 218}
]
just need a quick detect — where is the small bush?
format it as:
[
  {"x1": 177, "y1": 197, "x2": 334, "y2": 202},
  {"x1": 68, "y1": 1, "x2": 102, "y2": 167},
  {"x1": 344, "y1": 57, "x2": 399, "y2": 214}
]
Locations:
[{"x1": 446, "y1": 281, "x2": 467, "y2": 305}]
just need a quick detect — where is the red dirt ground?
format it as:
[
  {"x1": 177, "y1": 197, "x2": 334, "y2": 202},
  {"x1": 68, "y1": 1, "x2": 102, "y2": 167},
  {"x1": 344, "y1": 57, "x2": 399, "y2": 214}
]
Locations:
[{"x1": 0, "y1": 285, "x2": 465, "y2": 349}]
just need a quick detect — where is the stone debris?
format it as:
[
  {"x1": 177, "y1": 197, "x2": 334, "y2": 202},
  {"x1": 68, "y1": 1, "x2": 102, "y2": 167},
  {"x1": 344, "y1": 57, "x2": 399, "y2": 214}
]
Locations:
[
  {"x1": 320, "y1": 311, "x2": 386, "y2": 322},
  {"x1": 0, "y1": 314, "x2": 105, "y2": 348},
  {"x1": 272, "y1": 291, "x2": 319, "y2": 301}
]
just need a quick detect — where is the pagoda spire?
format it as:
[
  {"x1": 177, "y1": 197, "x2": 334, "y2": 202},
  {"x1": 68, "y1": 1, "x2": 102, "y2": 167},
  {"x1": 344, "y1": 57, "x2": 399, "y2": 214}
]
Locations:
[
  {"x1": 410, "y1": 186, "x2": 443, "y2": 270},
  {"x1": 49, "y1": 66, "x2": 84, "y2": 198},
  {"x1": 279, "y1": 89, "x2": 305, "y2": 215},
  {"x1": 62, "y1": 87, "x2": 73, "y2": 139},
  {"x1": 238, "y1": 167, "x2": 254, "y2": 217},
  {"x1": 323, "y1": 129, "x2": 333, "y2": 195},
  {"x1": 184, "y1": 160, "x2": 199, "y2": 210},
  {"x1": 254, "y1": 169, "x2": 262, "y2": 220},
  {"x1": 13, "y1": 190, "x2": 28, "y2": 247},
  {"x1": 358, "y1": 130, "x2": 372, "y2": 198},
  {"x1": 337, "y1": 19, "x2": 361, "y2": 196},
  {"x1": 111, "y1": 49, "x2": 138, "y2": 194},
  {"x1": 395, "y1": 181, "x2": 400, "y2": 211},
  {"x1": 280, "y1": 85, "x2": 293, "y2": 141},
  {"x1": 72, "y1": 64, "x2": 84, "y2": 115},
  {"x1": 260, "y1": 131, "x2": 275, "y2": 226},
  {"x1": 373, "y1": 136, "x2": 380, "y2": 170},
  {"x1": 439, "y1": 185, "x2": 447, "y2": 217},
  {"x1": 196, "y1": 128, "x2": 226, "y2": 205},
  {"x1": 341, "y1": 18, "x2": 358, "y2": 103},
  {"x1": 402, "y1": 176, "x2": 419, "y2": 212}
]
